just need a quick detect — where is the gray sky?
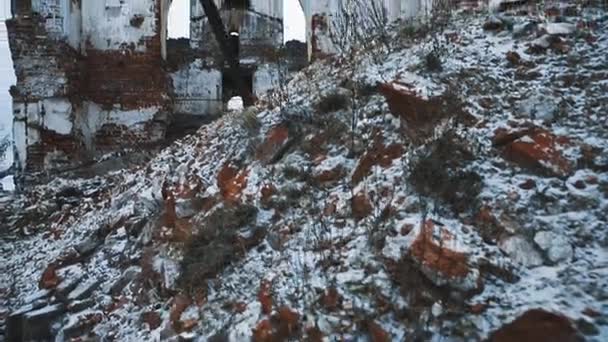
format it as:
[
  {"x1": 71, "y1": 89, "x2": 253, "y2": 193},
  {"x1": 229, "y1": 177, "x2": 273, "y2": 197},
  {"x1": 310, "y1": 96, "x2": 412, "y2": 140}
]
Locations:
[
  {"x1": 168, "y1": 0, "x2": 306, "y2": 42},
  {"x1": 0, "y1": 0, "x2": 8, "y2": 20}
]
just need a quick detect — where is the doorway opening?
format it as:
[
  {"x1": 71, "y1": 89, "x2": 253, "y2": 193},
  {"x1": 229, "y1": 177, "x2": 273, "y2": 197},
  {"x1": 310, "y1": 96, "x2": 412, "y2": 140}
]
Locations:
[{"x1": 222, "y1": 67, "x2": 254, "y2": 107}]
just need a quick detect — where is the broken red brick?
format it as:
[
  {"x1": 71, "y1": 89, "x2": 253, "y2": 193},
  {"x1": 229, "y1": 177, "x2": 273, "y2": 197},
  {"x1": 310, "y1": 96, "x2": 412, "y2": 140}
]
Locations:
[
  {"x1": 306, "y1": 326, "x2": 324, "y2": 342},
  {"x1": 519, "y1": 179, "x2": 537, "y2": 190},
  {"x1": 39, "y1": 263, "x2": 61, "y2": 290},
  {"x1": 488, "y1": 309, "x2": 579, "y2": 342},
  {"x1": 469, "y1": 303, "x2": 487, "y2": 315},
  {"x1": 401, "y1": 223, "x2": 414, "y2": 236},
  {"x1": 258, "y1": 280, "x2": 273, "y2": 315},
  {"x1": 252, "y1": 319, "x2": 274, "y2": 342},
  {"x1": 492, "y1": 126, "x2": 535, "y2": 147},
  {"x1": 323, "y1": 200, "x2": 337, "y2": 217},
  {"x1": 320, "y1": 287, "x2": 341, "y2": 311},
  {"x1": 217, "y1": 163, "x2": 249, "y2": 202},
  {"x1": 502, "y1": 128, "x2": 574, "y2": 177},
  {"x1": 506, "y1": 51, "x2": 521, "y2": 66},
  {"x1": 276, "y1": 306, "x2": 300, "y2": 337},
  {"x1": 573, "y1": 180, "x2": 586, "y2": 189},
  {"x1": 105, "y1": 296, "x2": 129, "y2": 314},
  {"x1": 352, "y1": 134, "x2": 403, "y2": 184},
  {"x1": 181, "y1": 319, "x2": 198, "y2": 332},
  {"x1": 142, "y1": 311, "x2": 162, "y2": 330},
  {"x1": 256, "y1": 124, "x2": 290, "y2": 163},
  {"x1": 233, "y1": 302, "x2": 248, "y2": 314},
  {"x1": 582, "y1": 308, "x2": 601, "y2": 318},
  {"x1": 169, "y1": 294, "x2": 192, "y2": 330},
  {"x1": 315, "y1": 166, "x2": 345, "y2": 184},
  {"x1": 378, "y1": 82, "x2": 457, "y2": 141},
  {"x1": 409, "y1": 220, "x2": 470, "y2": 279},
  {"x1": 367, "y1": 320, "x2": 390, "y2": 342},
  {"x1": 351, "y1": 192, "x2": 373, "y2": 221}
]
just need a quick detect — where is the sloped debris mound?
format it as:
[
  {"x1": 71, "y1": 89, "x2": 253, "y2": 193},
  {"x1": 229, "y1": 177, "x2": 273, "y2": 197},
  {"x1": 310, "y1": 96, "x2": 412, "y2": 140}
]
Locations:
[{"x1": 2, "y1": 5, "x2": 608, "y2": 342}]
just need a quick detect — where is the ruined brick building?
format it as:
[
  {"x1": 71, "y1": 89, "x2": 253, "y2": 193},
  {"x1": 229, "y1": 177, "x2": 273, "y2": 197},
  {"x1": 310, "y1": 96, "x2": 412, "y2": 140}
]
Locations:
[{"x1": 5, "y1": 0, "x2": 454, "y2": 175}]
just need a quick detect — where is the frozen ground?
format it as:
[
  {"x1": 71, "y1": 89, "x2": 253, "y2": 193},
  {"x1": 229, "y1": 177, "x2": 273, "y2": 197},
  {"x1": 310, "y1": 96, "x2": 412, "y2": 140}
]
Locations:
[{"x1": 1, "y1": 5, "x2": 607, "y2": 342}]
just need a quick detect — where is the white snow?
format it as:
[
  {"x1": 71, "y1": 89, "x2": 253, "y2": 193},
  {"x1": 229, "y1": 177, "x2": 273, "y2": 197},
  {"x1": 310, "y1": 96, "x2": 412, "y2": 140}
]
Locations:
[{"x1": 2, "y1": 7, "x2": 608, "y2": 342}]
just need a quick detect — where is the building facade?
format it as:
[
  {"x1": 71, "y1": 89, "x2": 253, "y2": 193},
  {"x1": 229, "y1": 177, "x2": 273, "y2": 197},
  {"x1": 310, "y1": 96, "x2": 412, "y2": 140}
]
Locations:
[{"x1": 6, "y1": 0, "x2": 458, "y2": 175}]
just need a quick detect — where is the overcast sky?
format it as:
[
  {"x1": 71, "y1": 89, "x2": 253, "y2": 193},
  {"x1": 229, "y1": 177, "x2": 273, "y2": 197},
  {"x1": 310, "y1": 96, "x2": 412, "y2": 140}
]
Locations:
[
  {"x1": 0, "y1": 0, "x2": 9, "y2": 20},
  {"x1": 168, "y1": 0, "x2": 306, "y2": 42}
]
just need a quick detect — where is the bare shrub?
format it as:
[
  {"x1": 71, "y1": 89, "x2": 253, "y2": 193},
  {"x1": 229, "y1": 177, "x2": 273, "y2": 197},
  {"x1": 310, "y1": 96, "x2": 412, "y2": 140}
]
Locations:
[
  {"x1": 408, "y1": 131, "x2": 483, "y2": 215},
  {"x1": 178, "y1": 204, "x2": 261, "y2": 295},
  {"x1": 421, "y1": 0, "x2": 454, "y2": 72},
  {"x1": 314, "y1": 90, "x2": 350, "y2": 114},
  {"x1": 329, "y1": 0, "x2": 391, "y2": 60},
  {"x1": 239, "y1": 107, "x2": 261, "y2": 135}
]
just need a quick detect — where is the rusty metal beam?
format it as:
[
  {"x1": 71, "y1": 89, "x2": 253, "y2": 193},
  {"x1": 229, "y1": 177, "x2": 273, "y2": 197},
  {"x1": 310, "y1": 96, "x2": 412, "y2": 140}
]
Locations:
[{"x1": 198, "y1": 0, "x2": 254, "y2": 106}]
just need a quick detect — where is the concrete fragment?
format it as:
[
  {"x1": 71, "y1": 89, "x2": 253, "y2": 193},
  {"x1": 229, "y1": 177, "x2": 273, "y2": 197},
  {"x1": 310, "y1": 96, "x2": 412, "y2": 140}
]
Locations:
[
  {"x1": 483, "y1": 16, "x2": 504, "y2": 31},
  {"x1": 175, "y1": 197, "x2": 199, "y2": 219},
  {"x1": 6, "y1": 304, "x2": 42, "y2": 341},
  {"x1": 74, "y1": 237, "x2": 101, "y2": 256},
  {"x1": 517, "y1": 91, "x2": 558, "y2": 122},
  {"x1": 67, "y1": 278, "x2": 100, "y2": 301},
  {"x1": 68, "y1": 298, "x2": 96, "y2": 313},
  {"x1": 109, "y1": 266, "x2": 141, "y2": 297},
  {"x1": 22, "y1": 289, "x2": 51, "y2": 304},
  {"x1": 498, "y1": 235, "x2": 543, "y2": 267},
  {"x1": 534, "y1": 231, "x2": 573, "y2": 264},
  {"x1": 20, "y1": 304, "x2": 65, "y2": 341},
  {"x1": 541, "y1": 23, "x2": 577, "y2": 36},
  {"x1": 56, "y1": 276, "x2": 83, "y2": 300}
]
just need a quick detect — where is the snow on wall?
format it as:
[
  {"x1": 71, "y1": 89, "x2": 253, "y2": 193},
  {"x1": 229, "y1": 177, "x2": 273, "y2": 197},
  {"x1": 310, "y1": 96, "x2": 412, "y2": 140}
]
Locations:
[
  {"x1": 65, "y1": 0, "x2": 82, "y2": 50},
  {"x1": 31, "y1": 0, "x2": 66, "y2": 36},
  {"x1": 299, "y1": 0, "x2": 436, "y2": 59},
  {"x1": 83, "y1": 102, "x2": 162, "y2": 133},
  {"x1": 42, "y1": 98, "x2": 72, "y2": 135},
  {"x1": 191, "y1": 0, "x2": 284, "y2": 55},
  {"x1": 170, "y1": 60, "x2": 223, "y2": 116},
  {"x1": 253, "y1": 63, "x2": 281, "y2": 97},
  {"x1": 81, "y1": 0, "x2": 158, "y2": 51},
  {"x1": 192, "y1": 0, "x2": 283, "y2": 20},
  {"x1": 12, "y1": 120, "x2": 26, "y2": 172}
]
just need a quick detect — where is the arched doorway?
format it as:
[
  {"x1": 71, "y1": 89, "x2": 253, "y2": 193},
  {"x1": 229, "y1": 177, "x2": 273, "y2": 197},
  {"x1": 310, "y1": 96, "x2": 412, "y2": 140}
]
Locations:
[
  {"x1": 161, "y1": 0, "x2": 191, "y2": 60},
  {"x1": 283, "y1": 0, "x2": 306, "y2": 43},
  {"x1": 168, "y1": 0, "x2": 191, "y2": 39}
]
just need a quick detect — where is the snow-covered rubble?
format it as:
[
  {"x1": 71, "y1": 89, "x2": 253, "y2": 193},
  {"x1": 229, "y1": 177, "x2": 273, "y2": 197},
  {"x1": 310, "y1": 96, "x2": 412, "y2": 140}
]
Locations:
[{"x1": 1, "y1": 5, "x2": 608, "y2": 341}]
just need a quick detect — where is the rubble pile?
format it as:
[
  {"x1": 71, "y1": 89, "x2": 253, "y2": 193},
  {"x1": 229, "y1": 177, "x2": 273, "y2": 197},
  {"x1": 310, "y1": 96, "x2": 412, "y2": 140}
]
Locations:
[{"x1": 1, "y1": 4, "x2": 607, "y2": 341}]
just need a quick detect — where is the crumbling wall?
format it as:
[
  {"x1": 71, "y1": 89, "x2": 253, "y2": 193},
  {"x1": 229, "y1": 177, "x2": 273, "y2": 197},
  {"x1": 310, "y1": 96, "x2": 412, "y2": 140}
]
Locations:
[
  {"x1": 300, "y1": 0, "x2": 437, "y2": 60},
  {"x1": 8, "y1": 0, "x2": 170, "y2": 174},
  {"x1": 191, "y1": 0, "x2": 283, "y2": 57},
  {"x1": 7, "y1": 10, "x2": 83, "y2": 172},
  {"x1": 170, "y1": 59, "x2": 223, "y2": 116},
  {"x1": 185, "y1": 0, "x2": 284, "y2": 115}
]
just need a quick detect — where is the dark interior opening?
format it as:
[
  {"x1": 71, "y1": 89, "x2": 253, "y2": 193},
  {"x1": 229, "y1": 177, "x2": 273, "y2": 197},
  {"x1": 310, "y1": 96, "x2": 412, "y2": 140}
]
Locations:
[
  {"x1": 223, "y1": 0, "x2": 251, "y2": 10},
  {"x1": 222, "y1": 67, "x2": 254, "y2": 106},
  {"x1": 12, "y1": 0, "x2": 31, "y2": 16},
  {"x1": 228, "y1": 33, "x2": 239, "y2": 58}
]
